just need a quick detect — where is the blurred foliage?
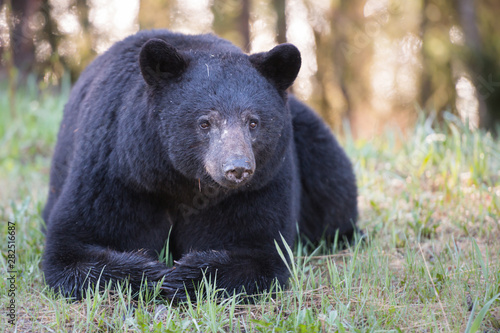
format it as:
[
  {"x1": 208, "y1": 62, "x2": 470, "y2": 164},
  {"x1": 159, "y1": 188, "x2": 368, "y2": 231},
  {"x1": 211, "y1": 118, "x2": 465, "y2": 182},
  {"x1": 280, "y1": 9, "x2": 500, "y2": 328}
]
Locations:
[{"x1": 0, "y1": 0, "x2": 499, "y2": 135}]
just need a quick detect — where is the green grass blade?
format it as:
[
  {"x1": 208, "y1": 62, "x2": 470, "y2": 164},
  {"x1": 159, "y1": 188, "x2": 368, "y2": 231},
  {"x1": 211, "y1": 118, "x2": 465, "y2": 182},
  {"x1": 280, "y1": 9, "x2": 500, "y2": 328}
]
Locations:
[{"x1": 465, "y1": 293, "x2": 500, "y2": 333}]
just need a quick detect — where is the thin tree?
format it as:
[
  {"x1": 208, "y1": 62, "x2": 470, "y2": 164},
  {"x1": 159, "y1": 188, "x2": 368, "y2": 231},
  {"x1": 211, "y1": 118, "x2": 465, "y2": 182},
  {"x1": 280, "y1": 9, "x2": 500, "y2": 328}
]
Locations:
[{"x1": 457, "y1": 0, "x2": 500, "y2": 131}]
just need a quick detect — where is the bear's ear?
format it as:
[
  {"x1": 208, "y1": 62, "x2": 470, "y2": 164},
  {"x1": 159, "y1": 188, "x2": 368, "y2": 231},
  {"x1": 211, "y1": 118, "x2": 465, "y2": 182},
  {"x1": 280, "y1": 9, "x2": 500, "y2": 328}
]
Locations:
[
  {"x1": 249, "y1": 43, "x2": 301, "y2": 91},
  {"x1": 139, "y1": 38, "x2": 188, "y2": 86}
]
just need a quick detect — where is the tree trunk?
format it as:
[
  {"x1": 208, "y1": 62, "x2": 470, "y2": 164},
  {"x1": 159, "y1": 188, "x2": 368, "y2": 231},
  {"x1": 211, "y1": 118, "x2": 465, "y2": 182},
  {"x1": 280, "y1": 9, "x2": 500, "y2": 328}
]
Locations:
[
  {"x1": 138, "y1": 0, "x2": 171, "y2": 30},
  {"x1": 2, "y1": 0, "x2": 40, "y2": 76},
  {"x1": 273, "y1": 0, "x2": 287, "y2": 44},
  {"x1": 457, "y1": 0, "x2": 500, "y2": 132},
  {"x1": 238, "y1": 0, "x2": 250, "y2": 52}
]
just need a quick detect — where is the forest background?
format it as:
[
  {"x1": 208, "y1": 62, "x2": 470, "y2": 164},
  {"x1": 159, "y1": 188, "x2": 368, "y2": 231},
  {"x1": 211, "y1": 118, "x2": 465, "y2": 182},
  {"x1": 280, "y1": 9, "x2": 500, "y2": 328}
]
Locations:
[{"x1": 2, "y1": 0, "x2": 500, "y2": 137}]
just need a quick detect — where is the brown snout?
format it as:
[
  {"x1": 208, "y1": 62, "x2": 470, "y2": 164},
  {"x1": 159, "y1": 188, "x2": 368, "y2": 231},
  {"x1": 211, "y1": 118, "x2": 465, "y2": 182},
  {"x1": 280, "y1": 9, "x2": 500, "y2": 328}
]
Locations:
[{"x1": 223, "y1": 157, "x2": 254, "y2": 183}]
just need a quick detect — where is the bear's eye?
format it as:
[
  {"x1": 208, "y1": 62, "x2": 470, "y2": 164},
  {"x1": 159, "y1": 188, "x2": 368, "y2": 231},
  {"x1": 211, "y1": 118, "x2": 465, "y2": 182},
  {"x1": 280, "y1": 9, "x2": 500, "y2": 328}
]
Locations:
[
  {"x1": 249, "y1": 119, "x2": 259, "y2": 130},
  {"x1": 199, "y1": 120, "x2": 211, "y2": 130}
]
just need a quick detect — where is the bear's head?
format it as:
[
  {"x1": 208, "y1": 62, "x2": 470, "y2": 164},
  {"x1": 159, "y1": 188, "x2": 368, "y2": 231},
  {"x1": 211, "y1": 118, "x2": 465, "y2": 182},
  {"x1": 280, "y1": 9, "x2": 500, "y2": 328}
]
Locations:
[{"x1": 139, "y1": 38, "x2": 301, "y2": 190}]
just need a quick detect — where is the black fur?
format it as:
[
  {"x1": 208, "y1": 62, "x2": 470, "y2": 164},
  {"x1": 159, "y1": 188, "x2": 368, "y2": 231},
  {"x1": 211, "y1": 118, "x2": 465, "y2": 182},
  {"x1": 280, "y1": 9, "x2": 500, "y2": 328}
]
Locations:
[{"x1": 42, "y1": 29, "x2": 358, "y2": 301}]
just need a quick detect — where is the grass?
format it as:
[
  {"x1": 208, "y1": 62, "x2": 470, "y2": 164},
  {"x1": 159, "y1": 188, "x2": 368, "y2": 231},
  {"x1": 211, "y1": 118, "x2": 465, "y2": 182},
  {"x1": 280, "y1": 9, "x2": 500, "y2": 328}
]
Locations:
[{"x1": 0, "y1": 79, "x2": 499, "y2": 332}]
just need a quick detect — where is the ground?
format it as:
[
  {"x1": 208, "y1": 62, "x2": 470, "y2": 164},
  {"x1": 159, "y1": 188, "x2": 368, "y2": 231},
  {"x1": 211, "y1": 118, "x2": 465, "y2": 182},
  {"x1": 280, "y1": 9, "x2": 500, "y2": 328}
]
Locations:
[{"x1": 0, "y1": 81, "x2": 499, "y2": 332}]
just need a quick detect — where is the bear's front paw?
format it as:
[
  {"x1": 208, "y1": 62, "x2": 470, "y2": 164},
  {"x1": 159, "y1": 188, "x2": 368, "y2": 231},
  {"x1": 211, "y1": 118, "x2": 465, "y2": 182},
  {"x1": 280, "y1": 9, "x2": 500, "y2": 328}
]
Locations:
[
  {"x1": 159, "y1": 263, "x2": 208, "y2": 301},
  {"x1": 159, "y1": 281, "x2": 190, "y2": 301},
  {"x1": 158, "y1": 250, "x2": 230, "y2": 301}
]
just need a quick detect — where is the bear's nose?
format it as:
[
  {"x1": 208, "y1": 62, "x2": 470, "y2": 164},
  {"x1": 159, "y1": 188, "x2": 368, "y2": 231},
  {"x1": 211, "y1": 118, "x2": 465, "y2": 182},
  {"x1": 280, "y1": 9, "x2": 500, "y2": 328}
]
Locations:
[{"x1": 223, "y1": 158, "x2": 254, "y2": 183}]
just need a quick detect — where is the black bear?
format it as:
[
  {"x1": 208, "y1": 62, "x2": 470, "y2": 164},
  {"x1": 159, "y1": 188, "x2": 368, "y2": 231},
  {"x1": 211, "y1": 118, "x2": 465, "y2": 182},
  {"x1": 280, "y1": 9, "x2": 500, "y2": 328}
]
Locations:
[{"x1": 42, "y1": 29, "x2": 358, "y2": 301}]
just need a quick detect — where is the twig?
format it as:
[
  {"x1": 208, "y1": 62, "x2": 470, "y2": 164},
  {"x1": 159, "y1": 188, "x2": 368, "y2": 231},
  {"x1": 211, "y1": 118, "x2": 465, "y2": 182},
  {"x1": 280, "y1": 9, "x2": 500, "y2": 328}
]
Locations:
[{"x1": 418, "y1": 242, "x2": 451, "y2": 332}]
